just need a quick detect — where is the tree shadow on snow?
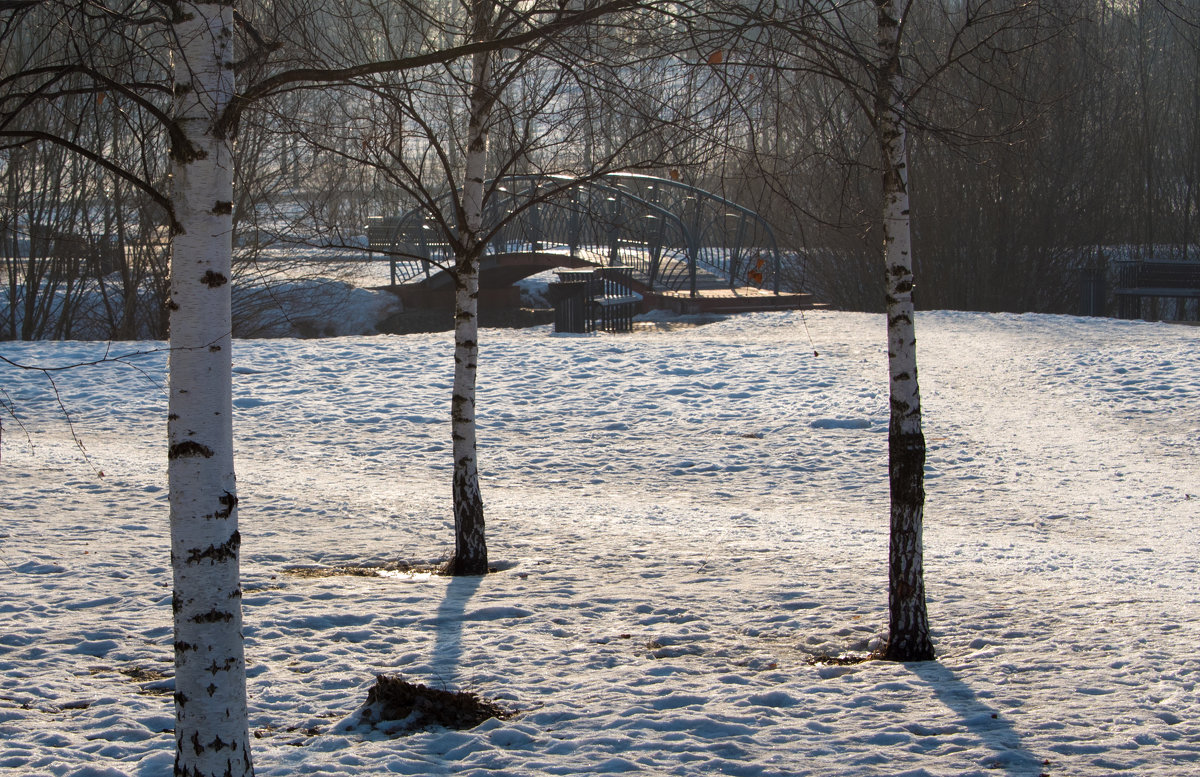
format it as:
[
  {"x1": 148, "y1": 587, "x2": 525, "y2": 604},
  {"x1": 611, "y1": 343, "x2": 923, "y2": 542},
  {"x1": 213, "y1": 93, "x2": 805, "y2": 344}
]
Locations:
[
  {"x1": 905, "y1": 661, "x2": 1048, "y2": 776},
  {"x1": 432, "y1": 573, "x2": 485, "y2": 684}
]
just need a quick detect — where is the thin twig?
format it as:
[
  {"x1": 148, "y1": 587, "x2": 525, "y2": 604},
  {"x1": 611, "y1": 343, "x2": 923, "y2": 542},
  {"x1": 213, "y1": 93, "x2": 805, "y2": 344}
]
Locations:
[
  {"x1": 42, "y1": 370, "x2": 101, "y2": 477},
  {"x1": 0, "y1": 343, "x2": 185, "y2": 473},
  {"x1": 0, "y1": 344, "x2": 167, "y2": 373},
  {"x1": 0, "y1": 386, "x2": 35, "y2": 463}
]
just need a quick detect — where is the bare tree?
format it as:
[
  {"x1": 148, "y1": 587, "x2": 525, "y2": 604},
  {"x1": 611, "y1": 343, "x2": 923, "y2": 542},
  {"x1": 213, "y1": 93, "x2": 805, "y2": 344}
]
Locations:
[
  {"x1": 874, "y1": 0, "x2": 933, "y2": 662},
  {"x1": 163, "y1": 2, "x2": 255, "y2": 773},
  {"x1": 284, "y1": 0, "x2": 718, "y2": 574},
  {"x1": 692, "y1": 0, "x2": 1059, "y2": 659},
  {"x1": 446, "y1": 0, "x2": 499, "y2": 576},
  {"x1": 0, "y1": 3, "x2": 248, "y2": 768}
]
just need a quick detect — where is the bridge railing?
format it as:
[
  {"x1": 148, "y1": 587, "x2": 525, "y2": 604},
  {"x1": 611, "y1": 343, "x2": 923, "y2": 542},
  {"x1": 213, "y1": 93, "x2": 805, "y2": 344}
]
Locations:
[
  {"x1": 367, "y1": 173, "x2": 783, "y2": 295},
  {"x1": 604, "y1": 173, "x2": 783, "y2": 292}
]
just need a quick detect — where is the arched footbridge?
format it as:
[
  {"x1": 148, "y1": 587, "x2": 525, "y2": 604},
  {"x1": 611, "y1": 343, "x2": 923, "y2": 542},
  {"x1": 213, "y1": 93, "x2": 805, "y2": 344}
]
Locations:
[{"x1": 367, "y1": 173, "x2": 799, "y2": 302}]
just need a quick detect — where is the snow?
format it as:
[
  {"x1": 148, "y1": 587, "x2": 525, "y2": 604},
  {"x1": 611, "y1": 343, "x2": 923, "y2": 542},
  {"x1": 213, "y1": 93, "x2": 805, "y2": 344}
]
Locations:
[
  {"x1": 2, "y1": 309, "x2": 1199, "y2": 776},
  {"x1": 232, "y1": 278, "x2": 400, "y2": 338},
  {"x1": 514, "y1": 269, "x2": 562, "y2": 309}
]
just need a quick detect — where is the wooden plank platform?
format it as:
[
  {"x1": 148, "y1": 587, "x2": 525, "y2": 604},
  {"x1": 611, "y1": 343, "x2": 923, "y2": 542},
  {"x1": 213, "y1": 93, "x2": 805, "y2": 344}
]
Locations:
[{"x1": 642, "y1": 287, "x2": 824, "y2": 314}]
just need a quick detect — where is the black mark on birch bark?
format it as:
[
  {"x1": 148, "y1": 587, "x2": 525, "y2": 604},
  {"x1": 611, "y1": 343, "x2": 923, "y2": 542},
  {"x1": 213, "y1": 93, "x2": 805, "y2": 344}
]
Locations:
[
  {"x1": 169, "y1": 441, "x2": 214, "y2": 459},
  {"x1": 207, "y1": 734, "x2": 234, "y2": 753},
  {"x1": 190, "y1": 609, "x2": 234, "y2": 623},
  {"x1": 186, "y1": 531, "x2": 240, "y2": 565},
  {"x1": 201, "y1": 270, "x2": 228, "y2": 287},
  {"x1": 216, "y1": 491, "x2": 238, "y2": 518},
  {"x1": 206, "y1": 658, "x2": 237, "y2": 675}
]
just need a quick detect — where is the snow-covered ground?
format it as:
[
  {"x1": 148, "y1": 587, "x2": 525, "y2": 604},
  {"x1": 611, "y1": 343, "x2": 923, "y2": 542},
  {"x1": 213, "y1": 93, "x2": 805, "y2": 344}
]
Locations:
[{"x1": 1, "y1": 310, "x2": 1198, "y2": 776}]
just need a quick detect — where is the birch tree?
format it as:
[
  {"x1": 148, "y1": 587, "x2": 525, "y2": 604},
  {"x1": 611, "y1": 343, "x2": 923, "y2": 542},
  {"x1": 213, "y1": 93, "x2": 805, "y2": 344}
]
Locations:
[
  {"x1": 448, "y1": 0, "x2": 497, "y2": 576},
  {"x1": 0, "y1": 2, "x2": 250, "y2": 770},
  {"x1": 166, "y1": 4, "x2": 253, "y2": 773},
  {"x1": 874, "y1": 0, "x2": 932, "y2": 662},
  {"x1": 284, "y1": 0, "x2": 694, "y2": 575},
  {"x1": 695, "y1": 0, "x2": 937, "y2": 661},
  {"x1": 697, "y1": 0, "x2": 1054, "y2": 659}
]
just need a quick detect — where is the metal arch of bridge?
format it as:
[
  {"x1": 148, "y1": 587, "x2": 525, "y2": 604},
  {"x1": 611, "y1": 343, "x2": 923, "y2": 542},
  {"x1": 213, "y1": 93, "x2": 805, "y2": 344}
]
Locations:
[{"x1": 371, "y1": 173, "x2": 784, "y2": 297}]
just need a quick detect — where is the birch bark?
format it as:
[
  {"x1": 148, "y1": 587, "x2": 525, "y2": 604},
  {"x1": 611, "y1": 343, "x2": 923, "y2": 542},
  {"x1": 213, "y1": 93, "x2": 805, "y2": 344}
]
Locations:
[
  {"x1": 876, "y1": 0, "x2": 934, "y2": 662},
  {"x1": 447, "y1": 0, "x2": 495, "y2": 576},
  {"x1": 168, "y1": 3, "x2": 253, "y2": 773}
]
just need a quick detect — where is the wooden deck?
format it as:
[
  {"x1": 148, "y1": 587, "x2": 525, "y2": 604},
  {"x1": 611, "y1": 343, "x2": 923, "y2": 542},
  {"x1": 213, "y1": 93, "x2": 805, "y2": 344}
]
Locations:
[{"x1": 641, "y1": 286, "x2": 824, "y2": 314}]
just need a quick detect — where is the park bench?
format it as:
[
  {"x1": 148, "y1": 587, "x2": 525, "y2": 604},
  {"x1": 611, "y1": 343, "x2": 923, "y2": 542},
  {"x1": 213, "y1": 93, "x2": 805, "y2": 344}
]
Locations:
[
  {"x1": 1114, "y1": 260, "x2": 1200, "y2": 321},
  {"x1": 549, "y1": 267, "x2": 640, "y2": 333}
]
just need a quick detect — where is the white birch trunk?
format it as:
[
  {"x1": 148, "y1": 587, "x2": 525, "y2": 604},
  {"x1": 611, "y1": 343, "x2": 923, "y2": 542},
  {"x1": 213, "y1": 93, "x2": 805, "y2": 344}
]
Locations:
[
  {"x1": 168, "y1": 3, "x2": 253, "y2": 773},
  {"x1": 876, "y1": 0, "x2": 934, "y2": 662},
  {"x1": 448, "y1": 4, "x2": 493, "y2": 576}
]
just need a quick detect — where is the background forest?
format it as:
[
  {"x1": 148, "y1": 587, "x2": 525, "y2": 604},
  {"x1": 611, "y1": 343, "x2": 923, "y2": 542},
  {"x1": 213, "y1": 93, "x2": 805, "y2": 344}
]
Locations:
[{"x1": 3, "y1": 0, "x2": 1198, "y2": 332}]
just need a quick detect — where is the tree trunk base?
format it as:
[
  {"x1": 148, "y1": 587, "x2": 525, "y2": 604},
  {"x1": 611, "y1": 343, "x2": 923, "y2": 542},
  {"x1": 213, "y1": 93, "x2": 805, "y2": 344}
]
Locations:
[
  {"x1": 886, "y1": 429, "x2": 934, "y2": 663},
  {"x1": 881, "y1": 639, "x2": 936, "y2": 663},
  {"x1": 442, "y1": 555, "x2": 490, "y2": 577}
]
